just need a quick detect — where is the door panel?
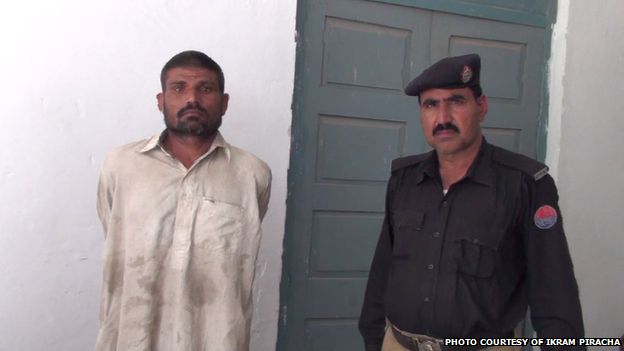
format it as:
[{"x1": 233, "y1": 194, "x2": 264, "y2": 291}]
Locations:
[
  {"x1": 280, "y1": 1, "x2": 551, "y2": 350},
  {"x1": 280, "y1": 2, "x2": 431, "y2": 350}
]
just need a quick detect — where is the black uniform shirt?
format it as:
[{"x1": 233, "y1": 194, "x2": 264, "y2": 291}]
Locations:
[{"x1": 359, "y1": 140, "x2": 584, "y2": 350}]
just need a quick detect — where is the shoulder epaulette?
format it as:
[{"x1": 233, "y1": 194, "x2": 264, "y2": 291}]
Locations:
[
  {"x1": 391, "y1": 152, "x2": 431, "y2": 172},
  {"x1": 492, "y1": 146, "x2": 549, "y2": 181}
]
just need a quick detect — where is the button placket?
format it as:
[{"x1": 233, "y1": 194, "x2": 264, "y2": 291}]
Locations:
[{"x1": 171, "y1": 175, "x2": 195, "y2": 269}]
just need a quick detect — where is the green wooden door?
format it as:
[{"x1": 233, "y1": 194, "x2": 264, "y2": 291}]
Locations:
[{"x1": 279, "y1": 1, "x2": 555, "y2": 350}]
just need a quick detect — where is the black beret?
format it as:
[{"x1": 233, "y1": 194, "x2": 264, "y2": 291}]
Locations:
[{"x1": 404, "y1": 54, "x2": 481, "y2": 96}]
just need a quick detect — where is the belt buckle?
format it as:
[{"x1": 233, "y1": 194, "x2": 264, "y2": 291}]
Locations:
[{"x1": 419, "y1": 340, "x2": 438, "y2": 351}]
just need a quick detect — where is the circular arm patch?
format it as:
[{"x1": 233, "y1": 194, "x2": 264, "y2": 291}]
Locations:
[{"x1": 534, "y1": 205, "x2": 558, "y2": 229}]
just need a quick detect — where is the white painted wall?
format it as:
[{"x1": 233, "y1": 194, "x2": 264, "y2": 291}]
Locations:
[
  {"x1": 0, "y1": 1, "x2": 296, "y2": 350},
  {"x1": 549, "y1": 0, "x2": 624, "y2": 345}
]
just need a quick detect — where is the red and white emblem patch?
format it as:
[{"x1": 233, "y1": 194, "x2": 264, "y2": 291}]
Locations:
[
  {"x1": 461, "y1": 65, "x2": 473, "y2": 83},
  {"x1": 534, "y1": 205, "x2": 558, "y2": 229}
]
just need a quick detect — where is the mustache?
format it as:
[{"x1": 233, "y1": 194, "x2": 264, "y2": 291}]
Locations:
[
  {"x1": 177, "y1": 104, "x2": 207, "y2": 118},
  {"x1": 433, "y1": 122, "x2": 460, "y2": 135}
]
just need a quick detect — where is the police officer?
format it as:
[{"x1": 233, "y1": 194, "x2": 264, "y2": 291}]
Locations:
[{"x1": 358, "y1": 54, "x2": 584, "y2": 351}]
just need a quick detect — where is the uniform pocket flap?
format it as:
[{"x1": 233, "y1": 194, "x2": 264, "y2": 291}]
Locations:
[
  {"x1": 449, "y1": 236, "x2": 497, "y2": 277},
  {"x1": 394, "y1": 211, "x2": 425, "y2": 230},
  {"x1": 391, "y1": 211, "x2": 425, "y2": 257}
]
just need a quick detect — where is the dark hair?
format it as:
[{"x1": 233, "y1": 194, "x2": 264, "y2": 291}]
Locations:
[{"x1": 160, "y1": 50, "x2": 225, "y2": 93}]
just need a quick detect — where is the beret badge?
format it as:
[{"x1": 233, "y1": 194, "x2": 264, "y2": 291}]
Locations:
[{"x1": 461, "y1": 65, "x2": 473, "y2": 83}]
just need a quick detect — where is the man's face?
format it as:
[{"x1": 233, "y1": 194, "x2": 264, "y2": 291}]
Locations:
[
  {"x1": 157, "y1": 66, "x2": 229, "y2": 138},
  {"x1": 419, "y1": 87, "x2": 488, "y2": 157}
]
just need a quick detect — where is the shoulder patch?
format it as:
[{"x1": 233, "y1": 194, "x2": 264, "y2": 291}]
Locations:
[
  {"x1": 391, "y1": 152, "x2": 432, "y2": 172},
  {"x1": 534, "y1": 205, "x2": 558, "y2": 229},
  {"x1": 492, "y1": 146, "x2": 549, "y2": 181}
]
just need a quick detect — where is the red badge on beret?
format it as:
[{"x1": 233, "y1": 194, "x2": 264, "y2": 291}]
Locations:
[
  {"x1": 534, "y1": 205, "x2": 558, "y2": 229},
  {"x1": 461, "y1": 65, "x2": 472, "y2": 83}
]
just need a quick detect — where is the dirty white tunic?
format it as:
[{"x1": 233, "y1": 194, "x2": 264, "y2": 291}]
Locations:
[{"x1": 96, "y1": 132, "x2": 271, "y2": 351}]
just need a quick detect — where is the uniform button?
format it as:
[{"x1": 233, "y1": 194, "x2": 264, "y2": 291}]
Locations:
[
  {"x1": 441, "y1": 201, "x2": 448, "y2": 208},
  {"x1": 427, "y1": 264, "x2": 434, "y2": 270},
  {"x1": 433, "y1": 231, "x2": 440, "y2": 238},
  {"x1": 424, "y1": 297, "x2": 430, "y2": 302}
]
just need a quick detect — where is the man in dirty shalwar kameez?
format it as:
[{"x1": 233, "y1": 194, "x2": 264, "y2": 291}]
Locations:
[{"x1": 96, "y1": 50, "x2": 271, "y2": 351}]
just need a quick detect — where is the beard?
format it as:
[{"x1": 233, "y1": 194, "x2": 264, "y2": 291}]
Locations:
[{"x1": 163, "y1": 102, "x2": 222, "y2": 139}]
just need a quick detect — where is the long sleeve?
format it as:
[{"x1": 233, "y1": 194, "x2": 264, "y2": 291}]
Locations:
[
  {"x1": 96, "y1": 156, "x2": 115, "y2": 236},
  {"x1": 523, "y1": 175, "x2": 585, "y2": 350},
  {"x1": 359, "y1": 176, "x2": 397, "y2": 350},
  {"x1": 257, "y1": 168, "x2": 272, "y2": 221}
]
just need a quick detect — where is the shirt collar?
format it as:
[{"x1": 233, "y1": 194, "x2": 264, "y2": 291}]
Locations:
[
  {"x1": 416, "y1": 138, "x2": 494, "y2": 187},
  {"x1": 138, "y1": 130, "x2": 231, "y2": 162},
  {"x1": 138, "y1": 133, "x2": 162, "y2": 153}
]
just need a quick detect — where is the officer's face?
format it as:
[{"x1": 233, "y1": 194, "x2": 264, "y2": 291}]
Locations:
[
  {"x1": 419, "y1": 87, "x2": 487, "y2": 158},
  {"x1": 157, "y1": 66, "x2": 229, "y2": 139}
]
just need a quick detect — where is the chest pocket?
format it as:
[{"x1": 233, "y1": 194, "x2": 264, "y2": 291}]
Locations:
[
  {"x1": 195, "y1": 197, "x2": 244, "y2": 255},
  {"x1": 391, "y1": 211, "x2": 425, "y2": 257},
  {"x1": 449, "y1": 235, "x2": 498, "y2": 278}
]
